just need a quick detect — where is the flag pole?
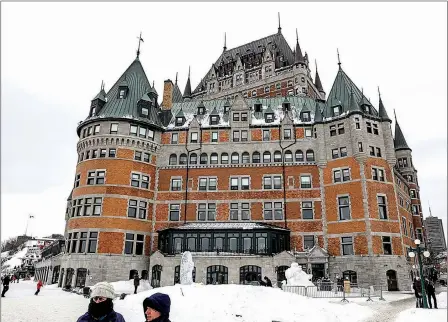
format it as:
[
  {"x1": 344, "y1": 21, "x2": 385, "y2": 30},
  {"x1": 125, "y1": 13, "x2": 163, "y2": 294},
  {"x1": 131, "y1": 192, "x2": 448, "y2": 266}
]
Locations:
[{"x1": 25, "y1": 214, "x2": 34, "y2": 236}]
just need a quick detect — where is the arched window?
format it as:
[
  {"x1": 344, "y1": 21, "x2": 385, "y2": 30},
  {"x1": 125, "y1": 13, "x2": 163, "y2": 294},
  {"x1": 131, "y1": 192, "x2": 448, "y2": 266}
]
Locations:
[
  {"x1": 231, "y1": 152, "x2": 239, "y2": 164},
  {"x1": 75, "y1": 268, "x2": 87, "y2": 287},
  {"x1": 151, "y1": 265, "x2": 162, "y2": 288},
  {"x1": 190, "y1": 153, "x2": 197, "y2": 165},
  {"x1": 200, "y1": 153, "x2": 208, "y2": 165},
  {"x1": 295, "y1": 150, "x2": 304, "y2": 162},
  {"x1": 306, "y1": 150, "x2": 315, "y2": 161},
  {"x1": 252, "y1": 151, "x2": 261, "y2": 164},
  {"x1": 179, "y1": 154, "x2": 187, "y2": 165},
  {"x1": 221, "y1": 153, "x2": 229, "y2": 164},
  {"x1": 274, "y1": 151, "x2": 282, "y2": 162},
  {"x1": 342, "y1": 270, "x2": 357, "y2": 284},
  {"x1": 65, "y1": 268, "x2": 74, "y2": 288},
  {"x1": 263, "y1": 151, "x2": 271, "y2": 163},
  {"x1": 240, "y1": 265, "x2": 262, "y2": 284},
  {"x1": 210, "y1": 153, "x2": 218, "y2": 164},
  {"x1": 169, "y1": 154, "x2": 177, "y2": 165},
  {"x1": 129, "y1": 269, "x2": 138, "y2": 280},
  {"x1": 284, "y1": 150, "x2": 293, "y2": 162},
  {"x1": 141, "y1": 270, "x2": 148, "y2": 280},
  {"x1": 207, "y1": 265, "x2": 228, "y2": 285},
  {"x1": 276, "y1": 265, "x2": 289, "y2": 288},
  {"x1": 242, "y1": 152, "x2": 250, "y2": 164},
  {"x1": 174, "y1": 265, "x2": 196, "y2": 284}
]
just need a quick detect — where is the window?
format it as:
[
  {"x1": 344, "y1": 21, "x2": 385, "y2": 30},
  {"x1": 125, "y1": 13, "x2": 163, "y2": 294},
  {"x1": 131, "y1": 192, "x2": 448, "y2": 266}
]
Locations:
[
  {"x1": 92, "y1": 150, "x2": 98, "y2": 159},
  {"x1": 131, "y1": 173, "x2": 149, "y2": 189},
  {"x1": 200, "y1": 153, "x2": 208, "y2": 165},
  {"x1": 78, "y1": 232, "x2": 87, "y2": 253},
  {"x1": 274, "y1": 151, "x2": 282, "y2": 162},
  {"x1": 378, "y1": 195, "x2": 388, "y2": 219},
  {"x1": 358, "y1": 142, "x2": 363, "y2": 152},
  {"x1": 355, "y1": 117, "x2": 360, "y2": 129},
  {"x1": 241, "y1": 113, "x2": 248, "y2": 121},
  {"x1": 263, "y1": 151, "x2": 271, "y2": 163},
  {"x1": 304, "y1": 236, "x2": 315, "y2": 249},
  {"x1": 231, "y1": 152, "x2": 239, "y2": 164},
  {"x1": 197, "y1": 203, "x2": 216, "y2": 221},
  {"x1": 124, "y1": 233, "x2": 144, "y2": 255},
  {"x1": 340, "y1": 147, "x2": 347, "y2": 157},
  {"x1": 169, "y1": 204, "x2": 180, "y2": 221},
  {"x1": 175, "y1": 117, "x2": 184, "y2": 126},
  {"x1": 210, "y1": 116, "x2": 219, "y2": 125},
  {"x1": 284, "y1": 129, "x2": 291, "y2": 140},
  {"x1": 264, "y1": 202, "x2": 283, "y2": 220},
  {"x1": 306, "y1": 150, "x2": 315, "y2": 161},
  {"x1": 179, "y1": 154, "x2": 187, "y2": 165},
  {"x1": 338, "y1": 196, "x2": 351, "y2": 220},
  {"x1": 87, "y1": 170, "x2": 105, "y2": 185},
  {"x1": 171, "y1": 178, "x2": 182, "y2": 191},
  {"x1": 305, "y1": 128, "x2": 312, "y2": 138},
  {"x1": 332, "y1": 148, "x2": 339, "y2": 159},
  {"x1": 94, "y1": 125, "x2": 100, "y2": 134},
  {"x1": 382, "y1": 236, "x2": 392, "y2": 255},
  {"x1": 135, "y1": 151, "x2": 142, "y2": 161},
  {"x1": 302, "y1": 202, "x2": 313, "y2": 219},
  {"x1": 366, "y1": 122, "x2": 372, "y2": 134},
  {"x1": 211, "y1": 131, "x2": 218, "y2": 142},
  {"x1": 300, "y1": 175, "x2": 311, "y2": 188},
  {"x1": 301, "y1": 112, "x2": 311, "y2": 122},
  {"x1": 372, "y1": 168, "x2": 385, "y2": 182},
  {"x1": 169, "y1": 154, "x2": 177, "y2": 165},
  {"x1": 334, "y1": 168, "x2": 350, "y2": 183},
  {"x1": 99, "y1": 149, "x2": 107, "y2": 158},
  {"x1": 233, "y1": 113, "x2": 240, "y2": 122},
  {"x1": 190, "y1": 153, "x2": 197, "y2": 165},
  {"x1": 295, "y1": 150, "x2": 304, "y2": 162},
  {"x1": 376, "y1": 147, "x2": 381, "y2": 157},
  {"x1": 209, "y1": 153, "x2": 218, "y2": 164},
  {"x1": 252, "y1": 152, "x2": 261, "y2": 163},
  {"x1": 373, "y1": 124, "x2": 379, "y2": 135},
  {"x1": 416, "y1": 228, "x2": 423, "y2": 241},
  {"x1": 263, "y1": 175, "x2": 282, "y2": 190},
  {"x1": 230, "y1": 203, "x2": 250, "y2": 220},
  {"x1": 191, "y1": 132, "x2": 198, "y2": 143},
  {"x1": 198, "y1": 177, "x2": 217, "y2": 191},
  {"x1": 233, "y1": 131, "x2": 240, "y2": 142},
  {"x1": 221, "y1": 153, "x2": 229, "y2": 164},
  {"x1": 171, "y1": 133, "x2": 178, "y2": 144},
  {"x1": 141, "y1": 107, "x2": 149, "y2": 116},
  {"x1": 410, "y1": 189, "x2": 416, "y2": 199},
  {"x1": 88, "y1": 232, "x2": 98, "y2": 253},
  {"x1": 230, "y1": 177, "x2": 250, "y2": 190},
  {"x1": 110, "y1": 123, "x2": 118, "y2": 134},
  {"x1": 128, "y1": 200, "x2": 147, "y2": 219},
  {"x1": 412, "y1": 205, "x2": 419, "y2": 215},
  {"x1": 284, "y1": 150, "x2": 293, "y2": 162},
  {"x1": 74, "y1": 174, "x2": 80, "y2": 188},
  {"x1": 369, "y1": 146, "x2": 375, "y2": 156},
  {"x1": 241, "y1": 152, "x2": 250, "y2": 164},
  {"x1": 241, "y1": 130, "x2": 248, "y2": 142},
  {"x1": 263, "y1": 130, "x2": 270, "y2": 141},
  {"x1": 337, "y1": 123, "x2": 345, "y2": 135},
  {"x1": 119, "y1": 89, "x2": 126, "y2": 99},
  {"x1": 341, "y1": 237, "x2": 354, "y2": 255},
  {"x1": 142, "y1": 152, "x2": 150, "y2": 163},
  {"x1": 130, "y1": 125, "x2": 138, "y2": 136},
  {"x1": 330, "y1": 125, "x2": 336, "y2": 136}
]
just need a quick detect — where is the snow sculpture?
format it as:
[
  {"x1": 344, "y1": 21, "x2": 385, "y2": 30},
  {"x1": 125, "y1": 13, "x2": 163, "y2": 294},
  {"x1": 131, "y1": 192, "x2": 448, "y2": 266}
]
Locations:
[
  {"x1": 180, "y1": 251, "x2": 194, "y2": 285},
  {"x1": 284, "y1": 263, "x2": 314, "y2": 286}
]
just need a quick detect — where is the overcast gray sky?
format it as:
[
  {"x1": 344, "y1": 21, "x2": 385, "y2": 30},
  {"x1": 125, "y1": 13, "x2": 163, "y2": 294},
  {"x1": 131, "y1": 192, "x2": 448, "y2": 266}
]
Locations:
[{"x1": 1, "y1": 2, "x2": 447, "y2": 242}]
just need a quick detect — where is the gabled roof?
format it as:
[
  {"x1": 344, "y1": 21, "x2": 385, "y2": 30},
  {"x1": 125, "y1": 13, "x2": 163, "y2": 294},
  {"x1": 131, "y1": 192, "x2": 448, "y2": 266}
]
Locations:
[
  {"x1": 394, "y1": 116, "x2": 411, "y2": 151},
  {"x1": 91, "y1": 58, "x2": 162, "y2": 127},
  {"x1": 324, "y1": 68, "x2": 378, "y2": 118}
]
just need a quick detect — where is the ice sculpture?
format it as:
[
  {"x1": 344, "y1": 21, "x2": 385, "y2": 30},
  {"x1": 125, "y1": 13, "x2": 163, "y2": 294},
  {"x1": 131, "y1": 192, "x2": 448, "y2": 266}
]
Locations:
[
  {"x1": 180, "y1": 251, "x2": 194, "y2": 285},
  {"x1": 284, "y1": 262, "x2": 314, "y2": 286}
]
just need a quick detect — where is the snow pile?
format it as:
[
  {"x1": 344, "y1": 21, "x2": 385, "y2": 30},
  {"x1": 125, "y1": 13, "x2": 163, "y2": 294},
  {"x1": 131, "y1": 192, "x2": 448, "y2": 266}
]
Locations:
[
  {"x1": 1, "y1": 251, "x2": 10, "y2": 258},
  {"x1": 395, "y1": 292, "x2": 447, "y2": 322},
  {"x1": 109, "y1": 279, "x2": 152, "y2": 295},
  {"x1": 284, "y1": 262, "x2": 314, "y2": 287},
  {"x1": 114, "y1": 284, "x2": 374, "y2": 322},
  {"x1": 1, "y1": 247, "x2": 28, "y2": 271}
]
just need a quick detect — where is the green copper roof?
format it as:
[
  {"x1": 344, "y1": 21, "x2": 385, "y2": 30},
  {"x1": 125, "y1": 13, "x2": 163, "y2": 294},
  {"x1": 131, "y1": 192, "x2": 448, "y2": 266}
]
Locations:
[
  {"x1": 394, "y1": 118, "x2": 411, "y2": 151},
  {"x1": 378, "y1": 96, "x2": 391, "y2": 122}
]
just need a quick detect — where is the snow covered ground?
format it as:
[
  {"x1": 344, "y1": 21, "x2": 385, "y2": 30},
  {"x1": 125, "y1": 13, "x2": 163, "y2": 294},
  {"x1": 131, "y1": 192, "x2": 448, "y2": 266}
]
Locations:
[
  {"x1": 1, "y1": 247, "x2": 28, "y2": 271},
  {"x1": 395, "y1": 291, "x2": 447, "y2": 322}
]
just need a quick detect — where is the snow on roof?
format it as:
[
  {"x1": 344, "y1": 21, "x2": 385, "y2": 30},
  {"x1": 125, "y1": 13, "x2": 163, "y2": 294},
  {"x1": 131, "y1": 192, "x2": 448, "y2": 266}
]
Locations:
[
  {"x1": 1, "y1": 251, "x2": 9, "y2": 259},
  {"x1": 166, "y1": 222, "x2": 289, "y2": 231},
  {"x1": 1, "y1": 247, "x2": 28, "y2": 270}
]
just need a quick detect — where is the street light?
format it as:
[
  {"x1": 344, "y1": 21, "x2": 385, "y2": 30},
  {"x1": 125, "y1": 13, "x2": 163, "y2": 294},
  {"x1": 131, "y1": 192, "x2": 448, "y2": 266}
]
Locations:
[{"x1": 408, "y1": 239, "x2": 431, "y2": 309}]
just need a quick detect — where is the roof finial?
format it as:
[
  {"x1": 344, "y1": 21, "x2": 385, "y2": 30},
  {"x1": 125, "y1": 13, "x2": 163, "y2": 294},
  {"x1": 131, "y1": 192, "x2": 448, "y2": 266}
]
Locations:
[
  {"x1": 337, "y1": 48, "x2": 341, "y2": 69},
  {"x1": 393, "y1": 109, "x2": 397, "y2": 121},
  {"x1": 278, "y1": 12, "x2": 282, "y2": 34},
  {"x1": 175, "y1": 72, "x2": 178, "y2": 85},
  {"x1": 378, "y1": 86, "x2": 381, "y2": 98},
  {"x1": 100, "y1": 80, "x2": 104, "y2": 91},
  {"x1": 223, "y1": 32, "x2": 227, "y2": 51},
  {"x1": 429, "y1": 201, "x2": 433, "y2": 217},
  {"x1": 136, "y1": 32, "x2": 144, "y2": 58},
  {"x1": 296, "y1": 28, "x2": 299, "y2": 44},
  {"x1": 188, "y1": 66, "x2": 190, "y2": 79},
  {"x1": 152, "y1": 80, "x2": 155, "y2": 88}
]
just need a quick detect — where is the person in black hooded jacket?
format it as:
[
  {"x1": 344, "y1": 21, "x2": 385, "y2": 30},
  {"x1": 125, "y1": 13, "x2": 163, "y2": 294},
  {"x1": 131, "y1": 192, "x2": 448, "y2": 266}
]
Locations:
[{"x1": 143, "y1": 292, "x2": 171, "y2": 322}]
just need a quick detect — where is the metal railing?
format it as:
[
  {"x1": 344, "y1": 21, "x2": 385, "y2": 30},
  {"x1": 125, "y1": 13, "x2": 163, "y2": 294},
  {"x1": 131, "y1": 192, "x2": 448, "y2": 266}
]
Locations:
[{"x1": 282, "y1": 283, "x2": 386, "y2": 302}]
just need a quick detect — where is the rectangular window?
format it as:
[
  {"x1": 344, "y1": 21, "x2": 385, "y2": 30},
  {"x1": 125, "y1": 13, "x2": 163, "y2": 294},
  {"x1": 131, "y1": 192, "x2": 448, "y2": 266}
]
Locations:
[
  {"x1": 337, "y1": 123, "x2": 345, "y2": 135},
  {"x1": 332, "y1": 148, "x2": 339, "y2": 159},
  {"x1": 139, "y1": 127, "x2": 147, "y2": 138},
  {"x1": 300, "y1": 175, "x2": 311, "y2": 189},
  {"x1": 130, "y1": 125, "x2": 138, "y2": 136},
  {"x1": 358, "y1": 142, "x2": 363, "y2": 152},
  {"x1": 333, "y1": 169, "x2": 342, "y2": 183},
  {"x1": 366, "y1": 122, "x2": 372, "y2": 134},
  {"x1": 88, "y1": 127, "x2": 93, "y2": 136},
  {"x1": 283, "y1": 129, "x2": 291, "y2": 140},
  {"x1": 99, "y1": 149, "x2": 107, "y2": 158},
  {"x1": 338, "y1": 196, "x2": 351, "y2": 220},
  {"x1": 340, "y1": 147, "x2": 347, "y2": 157},
  {"x1": 169, "y1": 204, "x2": 180, "y2": 221},
  {"x1": 143, "y1": 152, "x2": 150, "y2": 163},
  {"x1": 264, "y1": 202, "x2": 283, "y2": 220},
  {"x1": 108, "y1": 148, "x2": 116, "y2": 158},
  {"x1": 304, "y1": 236, "x2": 315, "y2": 249},
  {"x1": 127, "y1": 200, "x2": 147, "y2": 219},
  {"x1": 110, "y1": 123, "x2": 118, "y2": 134},
  {"x1": 305, "y1": 128, "x2": 312, "y2": 138},
  {"x1": 171, "y1": 178, "x2": 182, "y2": 191},
  {"x1": 263, "y1": 130, "x2": 270, "y2": 141},
  {"x1": 233, "y1": 131, "x2": 240, "y2": 142},
  {"x1": 130, "y1": 172, "x2": 149, "y2": 189},
  {"x1": 92, "y1": 150, "x2": 98, "y2": 159},
  {"x1": 230, "y1": 177, "x2": 249, "y2": 190},
  {"x1": 87, "y1": 170, "x2": 105, "y2": 185},
  {"x1": 171, "y1": 133, "x2": 178, "y2": 144},
  {"x1": 341, "y1": 237, "x2": 354, "y2": 255},
  {"x1": 241, "y1": 113, "x2": 248, "y2": 121},
  {"x1": 92, "y1": 197, "x2": 102, "y2": 216},
  {"x1": 190, "y1": 132, "x2": 198, "y2": 143},
  {"x1": 410, "y1": 189, "x2": 416, "y2": 198},
  {"x1": 211, "y1": 131, "x2": 218, "y2": 142},
  {"x1": 330, "y1": 125, "x2": 336, "y2": 136},
  {"x1": 230, "y1": 203, "x2": 250, "y2": 220},
  {"x1": 302, "y1": 202, "x2": 313, "y2": 219},
  {"x1": 241, "y1": 130, "x2": 248, "y2": 142},
  {"x1": 378, "y1": 195, "x2": 388, "y2": 219},
  {"x1": 198, "y1": 177, "x2": 217, "y2": 191},
  {"x1": 382, "y1": 236, "x2": 392, "y2": 255},
  {"x1": 124, "y1": 233, "x2": 144, "y2": 255},
  {"x1": 88, "y1": 232, "x2": 98, "y2": 253},
  {"x1": 74, "y1": 174, "x2": 81, "y2": 188},
  {"x1": 134, "y1": 151, "x2": 142, "y2": 161},
  {"x1": 197, "y1": 203, "x2": 216, "y2": 221},
  {"x1": 355, "y1": 118, "x2": 360, "y2": 129},
  {"x1": 402, "y1": 217, "x2": 407, "y2": 236},
  {"x1": 373, "y1": 124, "x2": 379, "y2": 135},
  {"x1": 233, "y1": 113, "x2": 240, "y2": 121},
  {"x1": 263, "y1": 175, "x2": 282, "y2": 189},
  {"x1": 376, "y1": 147, "x2": 382, "y2": 157},
  {"x1": 210, "y1": 116, "x2": 219, "y2": 125},
  {"x1": 78, "y1": 232, "x2": 87, "y2": 253},
  {"x1": 369, "y1": 146, "x2": 375, "y2": 156},
  {"x1": 94, "y1": 125, "x2": 100, "y2": 134}
]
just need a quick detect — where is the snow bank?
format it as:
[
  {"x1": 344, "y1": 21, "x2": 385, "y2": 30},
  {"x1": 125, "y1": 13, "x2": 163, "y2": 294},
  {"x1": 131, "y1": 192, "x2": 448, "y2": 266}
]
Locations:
[
  {"x1": 114, "y1": 284, "x2": 374, "y2": 322},
  {"x1": 1, "y1": 247, "x2": 28, "y2": 270},
  {"x1": 395, "y1": 292, "x2": 447, "y2": 322},
  {"x1": 109, "y1": 279, "x2": 152, "y2": 295}
]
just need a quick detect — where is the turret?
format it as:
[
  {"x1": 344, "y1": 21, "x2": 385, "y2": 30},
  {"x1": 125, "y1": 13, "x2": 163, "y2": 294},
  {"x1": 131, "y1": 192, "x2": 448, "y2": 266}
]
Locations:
[
  {"x1": 183, "y1": 66, "x2": 192, "y2": 100},
  {"x1": 314, "y1": 61, "x2": 325, "y2": 100}
]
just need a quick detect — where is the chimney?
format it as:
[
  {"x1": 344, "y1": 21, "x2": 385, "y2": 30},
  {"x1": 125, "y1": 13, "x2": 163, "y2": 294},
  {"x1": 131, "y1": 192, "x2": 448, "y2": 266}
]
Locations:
[{"x1": 161, "y1": 79, "x2": 174, "y2": 110}]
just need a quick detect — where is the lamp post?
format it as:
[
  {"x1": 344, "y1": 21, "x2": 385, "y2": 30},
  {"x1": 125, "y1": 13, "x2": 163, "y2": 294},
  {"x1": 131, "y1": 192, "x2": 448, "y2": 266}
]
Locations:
[{"x1": 408, "y1": 239, "x2": 431, "y2": 309}]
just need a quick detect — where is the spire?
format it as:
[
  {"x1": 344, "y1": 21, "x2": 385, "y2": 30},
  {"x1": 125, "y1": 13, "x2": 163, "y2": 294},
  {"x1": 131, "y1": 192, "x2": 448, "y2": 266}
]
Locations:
[
  {"x1": 337, "y1": 48, "x2": 342, "y2": 69},
  {"x1": 294, "y1": 29, "x2": 305, "y2": 64},
  {"x1": 394, "y1": 110, "x2": 411, "y2": 151},
  {"x1": 223, "y1": 32, "x2": 227, "y2": 51},
  {"x1": 314, "y1": 60, "x2": 324, "y2": 93},
  {"x1": 429, "y1": 202, "x2": 433, "y2": 217},
  {"x1": 175, "y1": 72, "x2": 178, "y2": 85},
  {"x1": 348, "y1": 87, "x2": 361, "y2": 112},
  {"x1": 183, "y1": 66, "x2": 192, "y2": 98},
  {"x1": 136, "y1": 32, "x2": 144, "y2": 59},
  {"x1": 277, "y1": 12, "x2": 282, "y2": 34},
  {"x1": 359, "y1": 88, "x2": 370, "y2": 108},
  {"x1": 314, "y1": 101, "x2": 323, "y2": 123},
  {"x1": 377, "y1": 87, "x2": 391, "y2": 122}
]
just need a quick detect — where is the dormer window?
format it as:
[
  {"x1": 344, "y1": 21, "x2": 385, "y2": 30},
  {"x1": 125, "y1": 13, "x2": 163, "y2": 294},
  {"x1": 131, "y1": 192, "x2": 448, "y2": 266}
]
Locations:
[
  {"x1": 282, "y1": 102, "x2": 291, "y2": 112},
  {"x1": 301, "y1": 112, "x2": 310, "y2": 122},
  {"x1": 141, "y1": 107, "x2": 149, "y2": 116},
  {"x1": 224, "y1": 105, "x2": 230, "y2": 114},
  {"x1": 175, "y1": 117, "x2": 185, "y2": 126},
  {"x1": 210, "y1": 116, "x2": 219, "y2": 125},
  {"x1": 118, "y1": 86, "x2": 128, "y2": 99},
  {"x1": 265, "y1": 113, "x2": 274, "y2": 123},
  {"x1": 332, "y1": 106, "x2": 341, "y2": 117},
  {"x1": 363, "y1": 105, "x2": 371, "y2": 114},
  {"x1": 254, "y1": 103, "x2": 262, "y2": 113},
  {"x1": 198, "y1": 106, "x2": 205, "y2": 115}
]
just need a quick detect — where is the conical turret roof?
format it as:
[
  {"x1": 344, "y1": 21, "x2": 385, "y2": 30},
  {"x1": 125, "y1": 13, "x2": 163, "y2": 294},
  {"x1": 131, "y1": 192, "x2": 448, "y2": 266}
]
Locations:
[
  {"x1": 294, "y1": 29, "x2": 305, "y2": 64},
  {"x1": 378, "y1": 92, "x2": 391, "y2": 122},
  {"x1": 183, "y1": 67, "x2": 192, "y2": 98},
  {"x1": 314, "y1": 64, "x2": 324, "y2": 93},
  {"x1": 394, "y1": 114, "x2": 411, "y2": 151}
]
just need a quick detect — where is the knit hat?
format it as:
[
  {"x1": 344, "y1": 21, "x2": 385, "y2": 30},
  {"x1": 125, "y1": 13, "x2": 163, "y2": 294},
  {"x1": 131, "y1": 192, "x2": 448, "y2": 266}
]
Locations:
[
  {"x1": 90, "y1": 282, "x2": 115, "y2": 299},
  {"x1": 143, "y1": 293, "x2": 171, "y2": 317}
]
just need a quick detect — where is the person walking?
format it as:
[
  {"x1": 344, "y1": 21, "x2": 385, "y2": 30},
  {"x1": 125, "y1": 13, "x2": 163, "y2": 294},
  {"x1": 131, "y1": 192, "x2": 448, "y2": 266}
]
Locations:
[
  {"x1": 1, "y1": 275, "x2": 11, "y2": 297},
  {"x1": 35, "y1": 280, "x2": 43, "y2": 296},
  {"x1": 425, "y1": 278, "x2": 437, "y2": 309},
  {"x1": 11, "y1": 275, "x2": 16, "y2": 284},
  {"x1": 143, "y1": 292, "x2": 171, "y2": 322},
  {"x1": 134, "y1": 273, "x2": 141, "y2": 294},
  {"x1": 77, "y1": 282, "x2": 125, "y2": 322},
  {"x1": 413, "y1": 277, "x2": 423, "y2": 308},
  {"x1": 264, "y1": 276, "x2": 272, "y2": 287}
]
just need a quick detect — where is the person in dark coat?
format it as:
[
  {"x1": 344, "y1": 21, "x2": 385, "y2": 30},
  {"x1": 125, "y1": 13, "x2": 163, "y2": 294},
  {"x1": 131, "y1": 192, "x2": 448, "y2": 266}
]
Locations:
[
  {"x1": 1, "y1": 275, "x2": 11, "y2": 297},
  {"x1": 257, "y1": 274, "x2": 266, "y2": 286},
  {"x1": 143, "y1": 292, "x2": 171, "y2": 322},
  {"x1": 133, "y1": 273, "x2": 140, "y2": 294},
  {"x1": 425, "y1": 278, "x2": 437, "y2": 309},
  {"x1": 77, "y1": 282, "x2": 125, "y2": 322},
  {"x1": 413, "y1": 277, "x2": 423, "y2": 308},
  {"x1": 264, "y1": 276, "x2": 272, "y2": 287}
]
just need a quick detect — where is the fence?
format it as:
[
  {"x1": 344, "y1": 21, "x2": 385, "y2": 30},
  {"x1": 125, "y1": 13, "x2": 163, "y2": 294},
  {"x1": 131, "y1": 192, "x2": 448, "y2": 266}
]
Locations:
[{"x1": 282, "y1": 283, "x2": 386, "y2": 302}]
